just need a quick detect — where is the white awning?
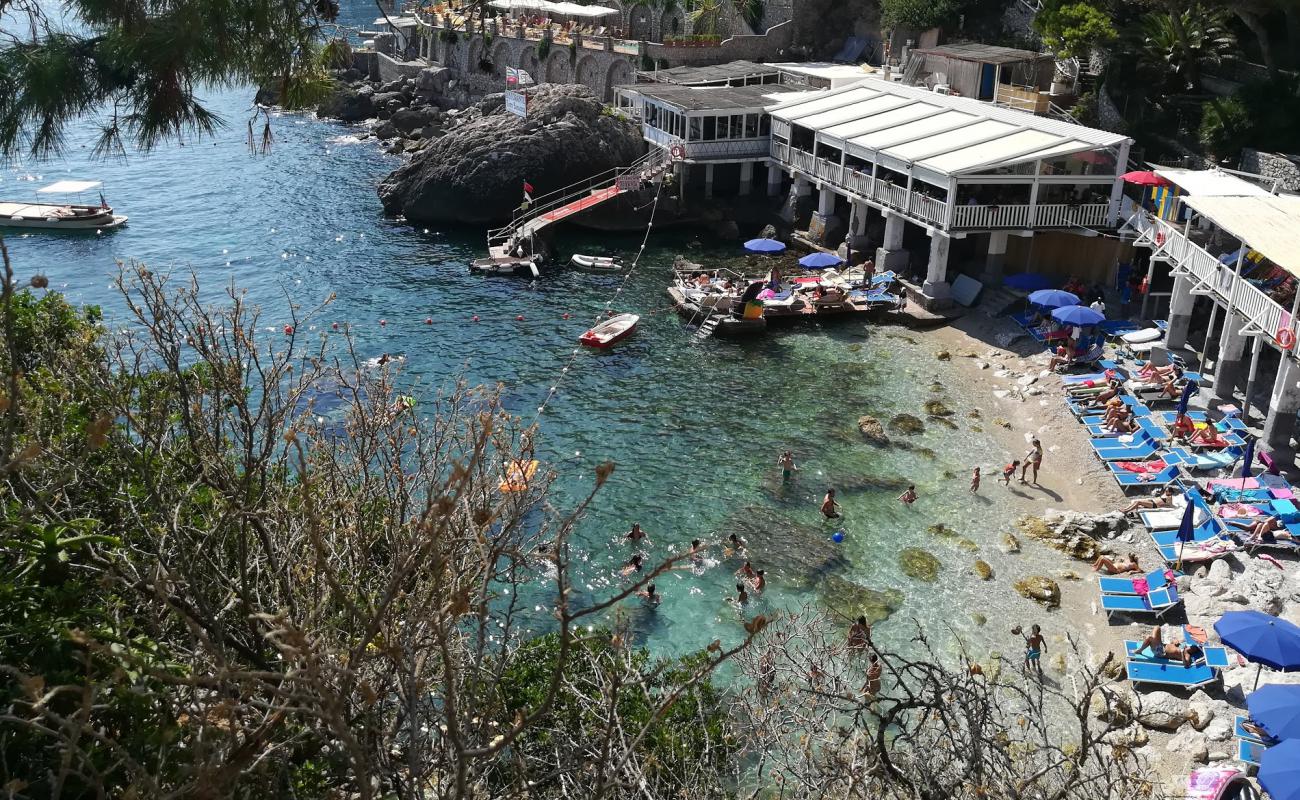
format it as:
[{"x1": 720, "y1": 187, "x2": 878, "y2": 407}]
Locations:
[
  {"x1": 1155, "y1": 168, "x2": 1272, "y2": 197},
  {"x1": 767, "y1": 75, "x2": 1130, "y2": 179},
  {"x1": 37, "y1": 180, "x2": 102, "y2": 194},
  {"x1": 488, "y1": 0, "x2": 616, "y2": 15},
  {"x1": 1181, "y1": 194, "x2": 1300, "y2": 278}
]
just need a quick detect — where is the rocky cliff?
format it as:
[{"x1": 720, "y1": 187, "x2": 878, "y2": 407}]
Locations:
[{"x1": 377, "y1": 84, "x2": 644, "y2": 225}]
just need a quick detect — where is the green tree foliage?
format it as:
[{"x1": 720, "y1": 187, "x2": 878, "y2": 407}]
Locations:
[
  {"x1": 1135, "y1": 3, "x2": 1236, "y2": 89},
  {"x1": 880, "y1": 0, "x2": 964, "y2": 31},
  {"x1": 1198, "y1": 96, "x2": 1252, "y2": 156},
  {"x1": 1200, "y1": 76, "x2": 1300, "y2": 157},
  {"x1": 1034, "y1": 0, "x2": 1118, "y2": 59},
  {"x1": 0, "y1": 0, "x2": 344, "y2": 158}
]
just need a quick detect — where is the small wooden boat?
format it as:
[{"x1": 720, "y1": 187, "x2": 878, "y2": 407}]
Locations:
[
  {"x1": 580, "y1": 313, "x2": 639, "y2": 348},
  {"x1": 570, "y1": 253, "x2": 621, "y2": 272},
  {"x1": 0, "y1": 180, "x2": 127, "y2": 231}
]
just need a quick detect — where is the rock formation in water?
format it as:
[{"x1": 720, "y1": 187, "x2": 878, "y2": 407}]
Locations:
[{"x1": 377, "y1": 84, "x2": 644, "y2": 225}]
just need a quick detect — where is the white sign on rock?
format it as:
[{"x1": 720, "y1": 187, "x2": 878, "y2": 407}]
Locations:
[{"x1": 504, "y1": 90, "x2": 528, "y2": 118}]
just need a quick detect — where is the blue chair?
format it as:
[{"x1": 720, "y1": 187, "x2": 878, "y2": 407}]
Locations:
[
  {"x1": 1239, "y1": 738, "x2": 1268, "y2": 766},
  {"x1": 1163, "y1": 446, "x2": 1242, "y2": 471},
  {"x1": 1100, "y1": 320, "x2": 1142, "y2": 336},
  {"x1": 1156, "y1": 410, "x2": 1209, "y2": 427},
  {"x1": 1154, "y1": 536, "x2": 1240, "y2": 564},
  {"x1": 1110, "y1": 464, "x2": 1180, "y2": 489},
  {"x1": 1101, "y1": 586, "x2": 1182, "y2": 619},
  {"x1": 1092, "y1": 435, "x2": 1160, "y2": 462},
  {"x1": 1149, "y1": 518, "x2": 1225, "y2": 546},
  {"x1": 1099, "y1": 568, "x2": 1171, "y2": 595},
  {"x1": 1124, "y1": 640, "x2": 1228, "y2": 688}
]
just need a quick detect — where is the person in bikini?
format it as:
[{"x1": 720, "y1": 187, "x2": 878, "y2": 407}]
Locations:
[
  {"x1": 1121, "y1": 486, "x2": 1176, "y2": 515},
  {"x1": 1170, "y1": 413, "x2": 1196, "y2": 441},
  {"x1": 1092, "y1": 552, "x2": 1141, "y2": 574}
]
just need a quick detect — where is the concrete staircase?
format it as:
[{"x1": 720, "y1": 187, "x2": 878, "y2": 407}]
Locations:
[{"x1": 979, "y1": 285, "x2": 1027, "y2": 317}]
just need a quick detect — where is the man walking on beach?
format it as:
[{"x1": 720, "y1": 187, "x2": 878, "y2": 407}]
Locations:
[
  {"x1": 1017, "y1": 623, "x2": 1045, "y2": 676},
  {"x1": 1020, "y1": 438, "x2": 1043, "y2": 485}
]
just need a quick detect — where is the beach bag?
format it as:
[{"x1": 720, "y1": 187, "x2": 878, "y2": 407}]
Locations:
[
  {"x1": 1132, "y1": 577, "x2": 1150, "y2": 597},
  {"x1": 1186, "y1": 625, "x2": 1208, "y2": 644}
]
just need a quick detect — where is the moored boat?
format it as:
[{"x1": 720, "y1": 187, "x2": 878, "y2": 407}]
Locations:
[
  {"x1": 570, "y1": 253, "x2": 622, "y2": 272},
  {"x1": 0, "y1": 180, "x2": 127, "y2": 231},
  {"x1": 471, "y1": 256, "x2": 540, "y2": 277},
  {"x1": 580, "y1": 313, "x2": 639, "y2": 348}
]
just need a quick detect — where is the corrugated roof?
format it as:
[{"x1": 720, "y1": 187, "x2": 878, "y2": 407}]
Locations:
[
  {"x1": 1155, "y1": 168, "x2": 1272, "y2": 197},
  {"x1": 1181, "y1": 195, "x2": 1300, "y2": 278},
  {"x1": 767, "y1": 76, "x2": 1130, "y2": 177},
  {"x1": 631, "y1": 83, "x2": 800, "y2": 111},
  {"x1": 911, "y1": 42, "x2": 1051, "y2": 65},
  {"x1": 638, "y1": 60, "x2": 779, "y2": 86}
]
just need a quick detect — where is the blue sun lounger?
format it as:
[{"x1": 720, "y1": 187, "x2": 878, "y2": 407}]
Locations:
[
  {"x1": 1111, "y1": 463, "x2": 1181, "y2": 490},
  {"x1": 1149, "y1": 518, "x2": 1225, "y2": 546},
  {"x1": 1101, "y1": 586, "x2": 1182, "y2": 618},
  {"x1": 1091, "y1": 435, "x2": 1160, "y2": 461},
  {"x1": 1154, "y1": 536, "x2": 1240, "y2": 564},
  {"x1": 1155, "y1": 410, "x2": 1209, "y2": 427},
  {"x1": 1124, "y1": 641, "x2": 1229, "y2": 688},
  {"x1": 1099, "y1": 568, "x2": 1173, "y2": 595},
  {"x1": 1163, "y1": 446, "x2": 1243, "y2": 471},
  {"x1": 1239, "y1": 738, "x2": 1268, "y2": 766},
  {"x1": 1100, "y1": 320, "x2": 1143, "y2": 336}
]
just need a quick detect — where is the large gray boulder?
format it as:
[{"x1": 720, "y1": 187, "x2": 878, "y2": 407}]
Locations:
[
  {"x1": 378, "y1": 84, "x2": 645, "y2": 224},
  {"x1": 317, "y1": 84, "x2": 375, "y2": 122}
]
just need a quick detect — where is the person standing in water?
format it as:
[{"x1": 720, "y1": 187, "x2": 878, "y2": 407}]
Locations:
[
  {"x1": 778, "y1": 450, "x2": 798, "y2": 482},
  {"x1": 1018, "y1": 623, "x2": 1045, "y2": 676},
  {"x1": 898, "y1": 485, "x2": 918, "y2": 506},
  {"x1": 735, "y1": 583, "x2": 749, "y2": 606},
  {"x1": 848, "y1": 616, "x2": 873, "y2": 651},
  {"x1": 638, "y1": 583, "x2": 661, "y2": 606},
  {"x1": 821, "y1": 488, "x2": 842, "y2": 519},
  {"x1": 970, "y1": 467, "x2": 980, "y2": 494},
  {"x1": 626, "y1": 523, "x2": 647, "y2": 544},
  {"x1": 1021, "y1": 438, "x2": 1044, "y2": 485}
]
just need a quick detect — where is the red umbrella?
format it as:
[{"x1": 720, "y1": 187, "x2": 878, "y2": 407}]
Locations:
[{"x1": 1121, "y1": 170, "x2": 1169, "y2": 187}]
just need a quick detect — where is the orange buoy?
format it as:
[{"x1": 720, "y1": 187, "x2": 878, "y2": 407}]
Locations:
[
  {"x1": 1279, "y1": 328, "x2": 1297, "y2": 350},
  {"x1": 283, "y1": 325, "x2": 294, "y2": 335}
]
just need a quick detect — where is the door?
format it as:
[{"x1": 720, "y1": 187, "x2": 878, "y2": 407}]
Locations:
[{"x1": 979, "y1": 63, "x2": 996, "y2": 100}]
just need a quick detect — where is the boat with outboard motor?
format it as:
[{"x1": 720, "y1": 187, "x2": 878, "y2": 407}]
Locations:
[
  {"x1": 0, "y1": 180, "x2": 127, "y2": 231},
  {"x1": 580, "y1": 313, "x2": 640, "y2": 348},
  {"x1": 570, "y1": 253, "x2": 622, "y2": 273}
]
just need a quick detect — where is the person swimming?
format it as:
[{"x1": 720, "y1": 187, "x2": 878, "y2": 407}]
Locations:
[
  {"x1": 821, "y1": 488, "x2": 841, "y2": 519},
  {"x1": 621, "y1": 554, "x2": 644, "y2": 576}
]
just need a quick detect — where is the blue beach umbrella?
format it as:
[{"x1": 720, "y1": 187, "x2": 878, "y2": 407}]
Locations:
[
  {"x1": 798, "y1": 252, "x2": 844, "y2": 269},
  {"x1": 1050, "y1": 305, "x2": 1105, "y2": 326},
  {"x1": 1175, "y1": 378, "x2": 1198, "y2": 419},
  {"x1": 1003, "y1": 273, "x2": 1054, "y2": 291},
  {"x1": 1241, "y1": 435, "x2": 1257, "y2": 480},
  {"x1": 1027, "y1": 289, "x2": 1080, "y2": 309},
  {"x1": 1216, "y1": 610, "x2": 1300, "y2": 689},
  {"x1": 1247, "y1": 684, "x2": 1300, "y2": 741},
  {"x1": 1260, "y1": 739, "x2": 1300, "y2": 800},
  {"x1": 743, "y1": 238, "x2": 786, "y2": 254},
  {"x1": 1174, "y1": 494, "x2": 1197, "y2": 569}
]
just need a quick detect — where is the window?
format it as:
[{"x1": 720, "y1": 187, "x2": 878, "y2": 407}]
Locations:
[
  {"x1": 646, "y1": 104, "x2": 659, "y2": 130},
  {"x1": 717, "y1": 115, "x2": 729, "y2": 139},
  {"x1": 760, "y1": 115, "x2": 771, "y2": 137},
  {"x1": 703, "y1": 116, "x2": 717, "y2": 141},
  {"x1": 731, "y1": 115, "x2": 744, "y2": 139},
  {"x1": 744, "y1": 114, "x2": 758, "y2": 138},
  {"x1": 689, "y1": 116, "x2": 701, "y2": 141}
]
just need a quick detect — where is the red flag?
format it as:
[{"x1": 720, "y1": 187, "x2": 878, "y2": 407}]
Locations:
[{"x1": 523, "y1": 181, "x2": 534, "y2": 195}]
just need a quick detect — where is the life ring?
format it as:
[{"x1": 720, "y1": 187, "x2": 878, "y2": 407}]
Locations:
[
  {"x1": 670, "y1": 143, "x2": 685, "y2": 161},
  {"x1": 1155, "y1": 231, "x2": 1165, "y2": 246},
  {"x1": 1278, "y1": 328, "x2": 1297, "y2": 350}
]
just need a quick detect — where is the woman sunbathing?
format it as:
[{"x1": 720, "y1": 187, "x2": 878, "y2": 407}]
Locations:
[
  {"x1": 1092, "y1": 552, "x2": 1141, "y2": 574},
  {"x1": 1243, "y1": 516, "x2": 1294, "y2": 544},
  {"x1": 1101, "y1": 398, "x2": 1128, "y2": 427},
  {"x1": 1132, "y1": 626, "x2": 1201, "y2": 666},
  {"x1": 1121, "y1": 487, "x2": 1176, "y2": 514},
  {"x1": 1136, "y1": 362, "x2": 1178, "y2": 381},
  {"x1": 1188, "y1": 425, "x2": 1228, "y2": 447},
  {"x1": 1170, "y1": 413, "x2": 1196, "y2": 441},
  {"x1": 1085, "y1": 381, "x2": 1123, "y2": 408}
]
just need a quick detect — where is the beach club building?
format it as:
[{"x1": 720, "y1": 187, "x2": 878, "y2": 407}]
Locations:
[{"x1": 1121, "y1": 168, "x2": 1300, "y2": 452}]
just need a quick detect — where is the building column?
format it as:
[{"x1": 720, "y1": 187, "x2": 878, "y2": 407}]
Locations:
[
  {"x1": 1263, "y1": 357, "x2": 1300, "y2": 451},
  {"x1": 923, "y1": 231, "x2": 952, "y2": 303},
  {"x1": 704, "y1": 163, "x2": 714, "y2": 199},
  {"x1": 738, "y1": 161, "x2": 753, "y2": 196},
  {"x1": 876, "y1": 212, "x2": 908, "y2": 272},
  {"x1": 1212, "y1": 313, "x2": 1250, "y2": 400},
  {"x1": 852, "y1": 202, "x2": 868, "y2": 236},
  {"x1": 767, "y1": 165, "x2": 783, "y2": 197},
  {"x1": 793, "y1": 175, "x2": 812, "y2": 197},
  {"x1": 817, "y1": 186, "x2": 835, "y2": 216},
  {"x1": 982, "y1": 231, "x2": 1008, "y2": 286},
  {"x1": 1165, "y1": 275, "x2": 1195, "y2": 351}
]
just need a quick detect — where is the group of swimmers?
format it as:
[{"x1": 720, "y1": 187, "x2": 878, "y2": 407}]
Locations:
[{"x1": 621, "y1": 524, "x2": 762, "y2": 608}]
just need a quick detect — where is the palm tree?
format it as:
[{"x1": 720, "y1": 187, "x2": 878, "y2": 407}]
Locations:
[
  {"x1": 1137, "y1": 3, "x2": 1236, "y2": 89},
  {"x1": 688, "y1": 0, "x2": 721, "y2": 36}
]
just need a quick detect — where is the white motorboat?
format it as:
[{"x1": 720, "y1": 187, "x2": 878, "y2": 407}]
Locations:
[
  {"x1": 570, "y1": 253, "x2": 622, "y2": 272},
  {"x1": 0, "y1": 180, "x2": 127, "y2": 231},
  {"x1": 579, "y1": 313, "x2": 639, "y2": 348}
]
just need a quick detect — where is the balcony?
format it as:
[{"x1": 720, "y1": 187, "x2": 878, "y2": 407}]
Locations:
[
  {"x1": 1128, "y1": 210, "x2": 1293, "y2": 344},
  {"x1": 771, "y1": 147, "x2": 1114, "y2": 234}
]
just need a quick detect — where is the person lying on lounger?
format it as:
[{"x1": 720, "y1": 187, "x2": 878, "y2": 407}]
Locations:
[
  {"x1": 1092, "y1": 552, "x2": 1141, "y2": 574},
  {"x1": 1170, "y1": 413, "x2": 1196, "y2": 441},
  {"x1": 1242, "y1": 516, "x2": 1295, "y2": 545},
  {"x1": 1158, "y1": 371, "x2": 1185, "y2": 400},
  {"x1": 1085, "y1": 380, "x2": 1124, "y2": 409},
  {"x1": 1102, "y1": 399, "x2": 1128, "y2": 428},
  {"x1": 1136, "y1": 362, "x2": 1179, "y2": 381},
  {"x1": 1121, "y1": 486, "x2": 1176, "y2": 514},
  {"x1": 1188, "y1": 424, "x2": 1228, "y2": 447},
  {"x1": 1133, "y1": 625, "x2": 1204, "y2": 667},
  {"x1": 1107, "y1": 413, "x2": 1138, "y2": 435}
]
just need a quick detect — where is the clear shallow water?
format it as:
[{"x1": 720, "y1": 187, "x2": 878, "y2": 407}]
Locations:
[{"x1": 4, "y1": 81, "x2": 1071, "y2": 663}]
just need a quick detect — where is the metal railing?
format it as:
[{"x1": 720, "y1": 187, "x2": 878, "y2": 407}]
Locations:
[
  {"x1": 1131, "y1": 211, "x2": 1290, "y2": 344},
  {"x1": 1034, "y1": 203, "x2": 1109, "y2": 228},
  {"x1": 952, "y1": 204, "x2": 1031, "y2": 229},
  {"x1": 910, "y1": 194, "x2": 947, "y2": 226},
  {"x1": 790, "y1": 149, "x2": 817, "y2": 174}
]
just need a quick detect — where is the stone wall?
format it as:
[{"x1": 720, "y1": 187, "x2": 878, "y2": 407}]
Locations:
[
  {"x1": 377, "y1": 52, "x2": 426, "y2": 84},
  {"x1": 426, "y1": 29, "x2": 637, "y2": 101},
  {"x1": 1241, "y1": 149, "x2": 1300, "y2": 192},
  {"x1": 645, "y1": 19, "x2": 795, "y2": 65}
]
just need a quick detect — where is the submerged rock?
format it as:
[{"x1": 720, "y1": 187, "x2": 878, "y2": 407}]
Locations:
[
  {"x1": 378, "y1": 84, "x2": 644, "y2": 224},
  {"x1": 956, "y1": 538, "x2": 979, "y2": 551},
  {"x1": 713, "y1": 506, "x2": 847, "y2": 585},
  {"x1": 888, "y1": 413, "x2": 925, "y2": 435},
  {"x1": 923, "y1": 400, "x2": 954, "y2": 417},
  {"x1": 926, "y1": 523, "x2": 959, "y2": 540},
  {"x1": 1014, "y1": 575, "x2": 1061, "y2": 608},
  {"x1": 899, "y1": 548, "x2": 941, "y2": 582},
  {"x1": 856, "y1": 416, "x2": 889, "y2": 446},
  {"x1": 973, "y1": 560, "x2": 994, "y2": 580},
  {"x1": 818, "y1": 575, "x2": 904, "y2": 625},
  {"x1": 999, "y1": 532, "x2": 1021, "y2": 553},
  {"x1": 935, "y1": 350, "x2": 951, "y2": 361}
]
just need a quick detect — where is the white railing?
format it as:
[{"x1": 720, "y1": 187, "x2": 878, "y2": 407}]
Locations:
[
  {"x1": 845, "y1": 169, "x2": 871, "y2": 197},
  {"x1": 770, "y1": 141, "x2": 789, "y2": 162},
  {"x1": 1138, "y1": 213, "x2": 1290, "y2": 343},
  {"x1": 1034, "y1": 203, "x2": 1109, "y2": 228},
  {"x1": 910, "y1": 194, "x2": 947, "y2": 226},
  {"x1": 815, "y1": 159, "x2": 842, "y2": 185},
  {"x1": 771, "y1": 119, "x2": 790, "y2": 140},
  {"x1": 791, "y1": 149, "x2": 817, "y2": 174},
  {"x1": 875, "y1": 182, "x2": 909, "y2": 211},
  {"x1": 952, "y1": 204, "x2": 1031, "y2": 229}
]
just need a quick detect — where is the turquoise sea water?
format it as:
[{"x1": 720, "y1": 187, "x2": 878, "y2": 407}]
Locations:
[{"x1": 3, "y1": 80, "x2": 1071, "y2": 662}]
